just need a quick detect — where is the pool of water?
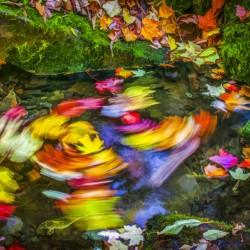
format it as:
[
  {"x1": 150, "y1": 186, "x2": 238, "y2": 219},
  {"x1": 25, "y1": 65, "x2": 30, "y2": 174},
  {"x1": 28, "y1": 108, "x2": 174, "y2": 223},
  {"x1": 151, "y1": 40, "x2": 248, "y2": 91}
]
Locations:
[{"x1": 0, "y1": 64, "x2": 249, "y2": 249}]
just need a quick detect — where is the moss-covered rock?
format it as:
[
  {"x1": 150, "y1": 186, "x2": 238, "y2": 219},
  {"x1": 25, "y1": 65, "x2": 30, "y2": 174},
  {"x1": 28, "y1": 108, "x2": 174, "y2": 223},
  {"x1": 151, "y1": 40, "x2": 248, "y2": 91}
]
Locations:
[
  {"x1": 0, "y1": 1, "x2": 165, "y2": 75},
  {"x1": 221, "y1": 1, "x2": 250, "y2": 83}
]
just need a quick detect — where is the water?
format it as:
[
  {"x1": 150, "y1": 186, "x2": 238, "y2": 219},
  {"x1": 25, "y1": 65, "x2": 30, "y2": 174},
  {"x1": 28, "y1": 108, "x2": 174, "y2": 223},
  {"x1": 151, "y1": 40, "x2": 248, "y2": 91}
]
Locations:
[{"x1": 0, "y1": 64, "x2": 249, "y2": 249}]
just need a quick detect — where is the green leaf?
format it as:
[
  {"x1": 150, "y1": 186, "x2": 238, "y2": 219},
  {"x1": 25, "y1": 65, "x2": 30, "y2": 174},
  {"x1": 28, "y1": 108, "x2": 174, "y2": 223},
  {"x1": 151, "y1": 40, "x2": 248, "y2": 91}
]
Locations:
[
  {"x1": 158, "y1": 219, "x2": 203, "y2": 235},
  {"x1": 131, "y1": 69, "x2": 145, "y2": 77},
  {"x1": 168, "y1": 35, "x2": 177, "y2": 51},
  {"x1": 199, "y1": 47, "x2": 217, "y2": 57},
  {"x1": 229, "y1": 168, "x2": 250, "y2": 180},
  {"x1": 203, "y1": 229, "x2": 229, "y2": 241}
]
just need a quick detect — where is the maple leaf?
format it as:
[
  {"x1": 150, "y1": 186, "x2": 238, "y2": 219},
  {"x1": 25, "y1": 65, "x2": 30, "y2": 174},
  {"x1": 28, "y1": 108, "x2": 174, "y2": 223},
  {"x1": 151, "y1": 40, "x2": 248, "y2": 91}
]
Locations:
[
  {"x1": 158, "y1": 0, "x2": 175, "y2": 19},
  {"x1": 120, "y1": 225, "x2": 144, "y2": 246},
  {"x1": 99, "y1": 15, "x2": 112, "y2": 30},
  {"x1": 229, "y1": 168, "x2": 250, "y2": 180},
  {"x1": 198, "y1": 0, "x2": 226, "y2": 32},
  {"x1": 115, "y1": 67, "x2": 134, "y2": 78},
  {"x1": 121, "y1": 26, "x2": 138, "y2": 42},
  {"x1": 141, "y1": 17, "x2": 164, "y2": 42},
  {"x1": 77, "y1": 134, "x2": 104, "y2": 155},
  {"x1": 103, "y1": 0, "x2": 122, "y2": 17}
]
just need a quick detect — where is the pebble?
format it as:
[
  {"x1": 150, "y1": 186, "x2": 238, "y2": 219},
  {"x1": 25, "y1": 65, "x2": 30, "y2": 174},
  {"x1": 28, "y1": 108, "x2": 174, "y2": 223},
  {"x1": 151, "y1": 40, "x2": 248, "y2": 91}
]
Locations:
[{"x1": 40, "y1": 102, "x2": 52, "y2": 109}]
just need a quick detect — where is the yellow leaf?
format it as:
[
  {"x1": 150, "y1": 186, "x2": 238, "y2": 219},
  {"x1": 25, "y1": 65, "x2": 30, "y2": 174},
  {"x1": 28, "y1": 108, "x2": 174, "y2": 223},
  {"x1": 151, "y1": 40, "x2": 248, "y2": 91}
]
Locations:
[
  {"x1": 207, "y1": 28, "x2": 221, "y2": 37},
  {"x1": 168, "y1": 35, "x2": 177, "y2": 50},
  {"x1": 123, "y1": 8, "x2": 136, "y2": 24},
  {"x1": 99, "y1": 15, "x2": 112, "y2": 30},
  {"x1": 141, "y1": 17, "x2": 164, "y2": 42},
  {"x1": 161, "y1": 18, "x2": 176, "y2": 33},
  {"x1": 121, "y1": 26, "x2": 138, "y2": 42},
  {"x1": 77, "y1": 134, "x2": 104, "y2": 155},
  {"x1": 158, "y1": 0, "x2": 175, "y2": 19}
]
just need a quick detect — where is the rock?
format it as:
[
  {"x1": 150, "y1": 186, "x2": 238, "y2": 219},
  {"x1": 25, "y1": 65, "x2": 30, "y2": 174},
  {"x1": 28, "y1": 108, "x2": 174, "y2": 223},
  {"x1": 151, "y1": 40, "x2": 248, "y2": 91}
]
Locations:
[
  {"x1": 0, "y1": 9, "x2": 165, "y2": 75},
  {"x1": 40, "y1": 102, "x2": 52, "y2": 109}
]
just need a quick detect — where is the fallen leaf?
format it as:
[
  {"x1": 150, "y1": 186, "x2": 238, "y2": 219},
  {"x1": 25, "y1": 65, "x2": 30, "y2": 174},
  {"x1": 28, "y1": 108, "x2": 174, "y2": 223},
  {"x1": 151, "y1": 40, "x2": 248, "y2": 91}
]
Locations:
[
  {"x1": 236, "y1": 5, "x2": 250, "y2": 22},
  {"x1": 158, "y1": 219, "x2": 203, "y2": 235},
  {"x1": 131, "y1": 69, "x2": 145, "y2": 77},
  {"x1": 232, "y1": 222, "x2": 246, "y2": 235},
  {"x1": 203, "y1": 229, "x2": 229, "y2": 241},
  {"x1": 141, "y1": 17, "x2": 164, "y2": 42},
  {"x1": 158, "y1": 0, "x2": 175, "y2": 19},
  {"x1": 35, "y1": 1, "x2": 45, "y2": 16},
  {"x1": 123, "y1": 8, "x2": 136, "y2": 24},
  {"x1": 103, "y1": 0, "x2": 122, "y2": 17},
  {"x1": 209, "y1": 149, "x2": 238, "y2": 170},
  {"x1": 121, "y1": 26, "x2": 138, "y2": 42},
  {"x1": 229, "y1": 168, "x2": 250, "y2": 180},
  {"x1": 120, "y1": 225, "x2": 144, "y2": 246},
  {"x1": 99, "y1": 15, "x2": 112, "y2": 30},
  {"x1": 210, "y1": 68, "x2": 224, "y2": 79},
  {"x1": 204, "y1": 164, "x2": 229, "y2": 178},
  {"x1": 168, "y1": 35, "x2": 177, "y2": 50}
]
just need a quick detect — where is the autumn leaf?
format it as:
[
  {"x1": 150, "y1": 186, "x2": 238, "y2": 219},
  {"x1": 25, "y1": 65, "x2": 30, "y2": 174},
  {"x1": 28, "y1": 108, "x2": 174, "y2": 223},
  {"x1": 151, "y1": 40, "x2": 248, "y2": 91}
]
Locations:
[
  {"x1": 236, "y1": 5, "x2": 250, "y2": 22},
  {"x1": 0, "y1": 58, "x2": 6, "y2": 65},
  {"x1": 103, "y1": 0, "x2": 122, "y2": 17},
  {"x1": 204, "y1": 164, "x2": 229, "y2": 178},
  {"x1": 211, "y1": 68, "x2": 225, "y2": 79},
  {"x1": 168, "y1": 35, "x2": 177, "y2": 50},
  {"x1": 121, "y1": 26, "x2": 138, "y2": 42},
  {"x1": 115, "y1": 67, "x2": 134, "y2": 78},
  {"x1": 160, "y1": 18, "x2": 176, "y2": 34},
  {"x1": 123, "y1": 8, "x2": 136, "y2": 24},
  {"x1": 203, "y1": 229, "x2": 229, "y2": 241},
  {"x1": 158, "y1": 0, "x2": 175, "y2": 19},
  {"x1": 77, "y1": 134, "x2": 104, "y2": 155},
  {"x1": 198, "y1": 0, "x2": 226, "y2": 32},
  {"x1": 209, "y1": 149, "x2": 238, "y2": 170},
  {"x1": 141, "y1": 18, "x2": 164, "y2": 42},
  {"x1": 99, "y1": 15, "x2": 112, "y2": 30},
  {"x1": 35, "y1": 1, "x2": 45, "y2": 16}
]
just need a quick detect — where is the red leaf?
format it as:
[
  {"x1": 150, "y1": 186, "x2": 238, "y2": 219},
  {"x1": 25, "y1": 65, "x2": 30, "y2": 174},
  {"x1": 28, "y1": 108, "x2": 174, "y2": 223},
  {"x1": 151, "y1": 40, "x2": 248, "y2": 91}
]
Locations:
[{"x1": 198, "y1": 0, "x2": 226, "y2": 32}]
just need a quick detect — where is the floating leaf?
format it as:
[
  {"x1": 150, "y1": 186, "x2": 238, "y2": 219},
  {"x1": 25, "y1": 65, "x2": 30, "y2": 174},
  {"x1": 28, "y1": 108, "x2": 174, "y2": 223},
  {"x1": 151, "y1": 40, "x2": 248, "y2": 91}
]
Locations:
[
  {"x1": 120, "y1": 225, "x2": 144, "y2": 246},
  {"x1": 204, "y1": 164, "x2": 228, "y2": 178},
  {"x1": 209, "y1": 149, "x2": 238, "y2": 170},
  {"x1": 77, "y1": 134, "x2": 104, "y2": 155},
  {"x1": 158, "y1": 219, "x2": 203, "y2": 235},
  {"x1": 229, "y1": 168, "x2": 250, "y2": 180},
  {"x1": 131, "y1": 69, "x2": 145, "y2": 77},
  {"x1": 115, "y1": 68, "x2": 134, "y2": 79},
  {"x1": 203, "y1": 229, "x2": 228, "y2": 241}
]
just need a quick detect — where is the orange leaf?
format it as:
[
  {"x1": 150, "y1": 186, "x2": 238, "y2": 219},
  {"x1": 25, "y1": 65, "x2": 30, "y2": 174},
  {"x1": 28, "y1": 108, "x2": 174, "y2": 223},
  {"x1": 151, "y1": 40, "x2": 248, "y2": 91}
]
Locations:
[
  {"x1": 35, "y1": 1, "x2": 45, "y2": 16},
  {"x1": 121, "y1": 26, "x2": 138, "y2": 42},
  {"x1": 198, "y1": 0, "x2": 226, "y2": 32},
  {"x1": 100, "y1": 15, "x2": 112, "y2": 30},
  {"x1": 204, "y1": 164, "x2": 228, "y2": 178},
  {"x1": 0, "y1": 59, "x2": 6, "y2": 65},
  {"x1": 211, "y1": 68, "x2": 225, "y2": 79},
  {"x1": 115, "y1": 67, "x2": 134, "y2": 79},
  {"x1": 158, "y1": 0, "x2": 175, "y2": 19},
  {"x1": 141, "y1": 18, "x2": 164, "y2": 42}
]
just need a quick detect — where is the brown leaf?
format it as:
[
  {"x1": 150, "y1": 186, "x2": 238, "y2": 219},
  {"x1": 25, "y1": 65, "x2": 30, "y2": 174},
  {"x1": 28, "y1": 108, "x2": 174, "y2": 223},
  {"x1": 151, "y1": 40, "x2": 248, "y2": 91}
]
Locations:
[
  {"x1": 232, "y1": 222, "x2": 246, "y2": 235},
  {"x1": 177, "y1": 14, "x2": 198, "y2": 24}
]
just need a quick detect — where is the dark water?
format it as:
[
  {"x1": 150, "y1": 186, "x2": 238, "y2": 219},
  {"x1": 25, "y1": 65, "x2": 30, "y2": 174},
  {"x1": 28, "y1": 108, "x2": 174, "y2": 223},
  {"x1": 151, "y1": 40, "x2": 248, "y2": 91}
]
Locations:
[{"x1": 0, "y1": 64, "x2": 249, "y2": 249}]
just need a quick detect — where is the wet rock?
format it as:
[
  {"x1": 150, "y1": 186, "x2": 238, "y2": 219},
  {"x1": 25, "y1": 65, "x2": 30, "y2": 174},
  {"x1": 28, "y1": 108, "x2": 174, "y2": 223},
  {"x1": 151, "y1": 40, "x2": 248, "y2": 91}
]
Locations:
[{"x1": 40, "y1": 102, "x2": 52, "y2": 109}]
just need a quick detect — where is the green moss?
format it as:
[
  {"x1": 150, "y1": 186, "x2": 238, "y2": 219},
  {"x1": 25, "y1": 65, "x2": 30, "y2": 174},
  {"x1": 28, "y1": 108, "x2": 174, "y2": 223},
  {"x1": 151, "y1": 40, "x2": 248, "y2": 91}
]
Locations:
[
  {"x1": 144, "y1": 213, "x2": 234, "y2": 250},
  {"x1": 240, "y1": 120, "x2": 250, "y2": 143},
  {"x1": 221, "y1": 1, "x2": 250, "y2": 83},
  {"x1": 0, "y1": 1, "x2": 165, "y2": 74}
]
